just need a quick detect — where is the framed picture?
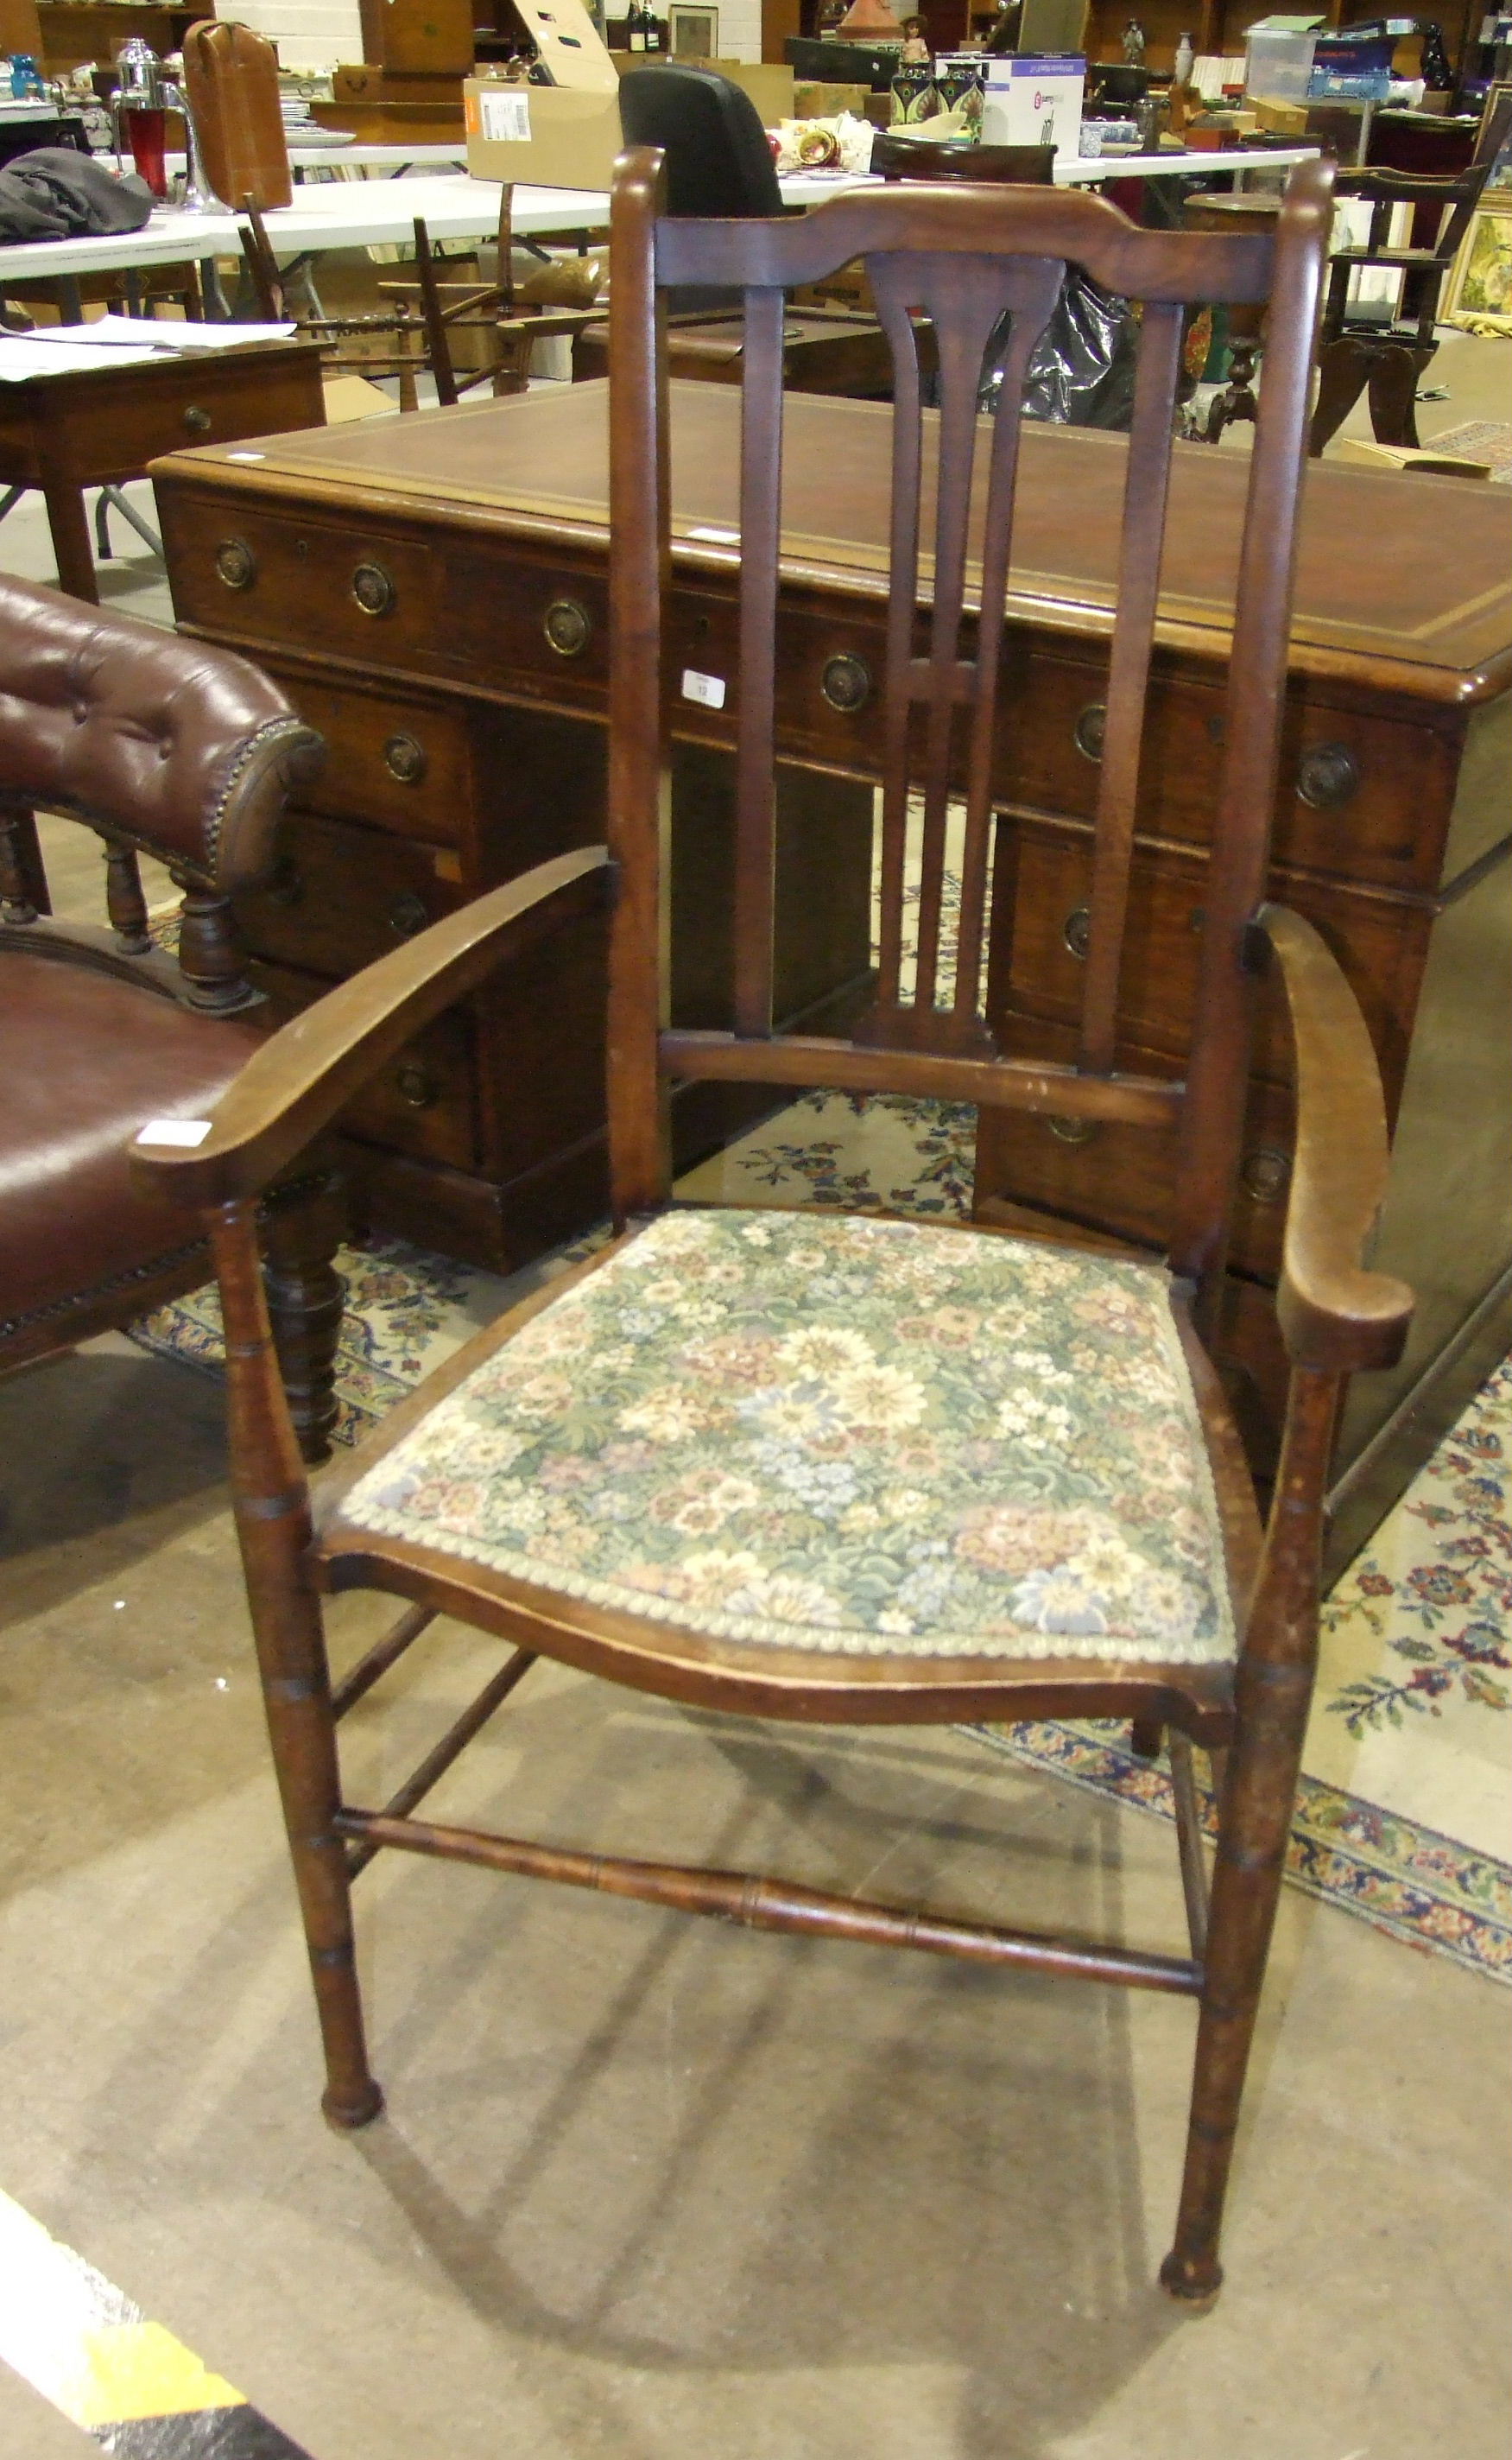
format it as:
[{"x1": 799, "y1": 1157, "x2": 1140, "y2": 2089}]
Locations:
[
  {"x1": 1482, "y1": 82, "x2": 1512, "y2": 202},
  {"x1": 669, "y1": 1, "x2": 718, "y2": 54},
  {"x1": 1446, "y1": 205, "x2": 1512, "y2": 333}
]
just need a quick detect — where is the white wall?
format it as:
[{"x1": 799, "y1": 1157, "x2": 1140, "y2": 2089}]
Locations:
[{"x1": 716, "y1": 0, "x2": 764, "y2": 64}]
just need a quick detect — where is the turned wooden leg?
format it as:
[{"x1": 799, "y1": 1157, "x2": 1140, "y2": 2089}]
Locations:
[
  {"x1": 211, "y1": 1201, "x2": 382, "y2": 2129},
  {"x1": 1161, "y1": 1367, "x2": 1338, "y2": 2302},
  {"x1": 1308, "y1": 335, "x2": 1374, "y2": 458},
  {"x1": 0, "y1": 803, "x2": 48, "y2": 920},
  {"x1": 1366, "y1": 342, "x2": 1433, "y2": 450},
  {"x1": 261, "y1": 1164, "x2": 345, "y2": 1467},
  {"x1": 104, "y1": 840, "x2": 151, "y2": 953}
]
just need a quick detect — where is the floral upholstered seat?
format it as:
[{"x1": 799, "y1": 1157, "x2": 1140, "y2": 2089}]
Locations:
[{"x1": 344, "y1": 1208, "x2": 1237, "y2": 1666}]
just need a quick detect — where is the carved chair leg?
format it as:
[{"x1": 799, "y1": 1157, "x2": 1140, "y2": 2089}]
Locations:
[
  {"x1": 1366, "y1": 341, "x2": 1433, "y2": 449},
  {"x1": 1308, "y1": 334, "x2": 1373, "y2": 457},
  {"x1": 211, "y1": 1201, "x2": 382, "y2": 2129},
  {"x1": 1161, "y1": 1367, "x2": 1338, "y2": 2302},
  {"x1": 260, "y1": 1163, "x2": 346, "y2": 1466}
]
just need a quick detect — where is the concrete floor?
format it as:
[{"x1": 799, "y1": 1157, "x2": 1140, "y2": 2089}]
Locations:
[{"x1": 3, "y1": 339, "x2": 1510, "y2": 2459}]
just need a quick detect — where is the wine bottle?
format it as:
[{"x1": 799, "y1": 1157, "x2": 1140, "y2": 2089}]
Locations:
[
  {"x1": 645, "y1": 7, "x2": 662, "y2": 50},
  {"x1": 629, "y1": 0, "x2": 647, "y2": 53}
]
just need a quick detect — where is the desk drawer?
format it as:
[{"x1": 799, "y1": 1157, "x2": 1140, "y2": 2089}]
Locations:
[
  {"x1": 989, "y1": 813, "x2": 1428, "y2": 1101},
  {"x1": 266, "y1": 671, "x2": 471, "y2": 849},
  {"x1": 977, "y1": 1015, "x2": 1294, "y2": 1283},
  {"x1": 249, "y1": 959, "x2": 478, "y2": 1171},
  {"x1": 1000, "y1": 648, "x2": 1456, "y2": 893},
  {"x1": 234, "y1": 811, "x2": 459, "y2": 980},
  {"x1": 168, "y1": 503, "x2": 441, "y2": 669}
]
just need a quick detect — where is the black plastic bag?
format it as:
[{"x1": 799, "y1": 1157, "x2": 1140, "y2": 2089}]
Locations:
[
  {"x1": 979, "y1": 269, "x2": 1140, "y2": 430},
  {"x1": 0, "y1": 149, "x2": 153, "y2": 247}
]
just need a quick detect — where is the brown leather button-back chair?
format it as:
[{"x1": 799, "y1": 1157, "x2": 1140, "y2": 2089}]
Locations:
[
  {"x1": 0, "y1": 574, "x2": 339, "y2": 1460},
  {"x1": 136, "y1": 152, "x2": 1410, "y2": 2304}
]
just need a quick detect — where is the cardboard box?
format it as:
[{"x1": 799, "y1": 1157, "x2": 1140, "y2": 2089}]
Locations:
[
  {"x1": 613, "y1": 57, "x2": 795, "y2": 120},
  {"x1": 1336, "y1": 438, "x2": 1492, "y2": 479},
  {"x1": 981, "y1": 54, "x2": 1084, "y2": 161},
  {"x1": 465, "y1": 80, "x2": 624, "y2": 188},
  {"x1": 465, "y1": 0, "x2": 624, "y2": 191}
]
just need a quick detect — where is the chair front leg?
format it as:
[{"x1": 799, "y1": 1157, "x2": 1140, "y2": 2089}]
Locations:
[
  {"x1": 212, "y1": 1200, "x2": 383, "y2": 2129},
  {"x1": 1161, "y1": 1365, "x2": 1339, "y2": 2301}
]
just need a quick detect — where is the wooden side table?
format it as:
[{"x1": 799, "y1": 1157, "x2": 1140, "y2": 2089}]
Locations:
[{"x1": 0, "y1": 336, "x2": 325, "y2": 601}]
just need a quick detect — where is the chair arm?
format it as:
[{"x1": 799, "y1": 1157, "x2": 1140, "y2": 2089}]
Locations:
[
  {"x1": 130, "y1": 846, "x2": 611, "y2": 1210},
  {"x1": 1257, "y1": 903, "x2": 1414, "y2": 1374},
  {"x1": 1332, "y1": 169, "x2": 1467, "y2": 206}
]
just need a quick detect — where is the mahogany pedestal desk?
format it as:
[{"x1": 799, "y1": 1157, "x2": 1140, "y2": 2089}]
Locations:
[
  {"x1": 151, "y1": 384, "x2": 1512, "y2": 1575},
  {"x1": 0, "y1": 337, "x2": 326, "y2": 604}
]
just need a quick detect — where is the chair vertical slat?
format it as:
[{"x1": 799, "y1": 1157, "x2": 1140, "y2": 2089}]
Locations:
[
  {"x1": 911, "y1": 265, "x2": 997, "y2": 1014},
  {"x1": 732, "y1": 286, "x2": 786, "y2": 1040},
  {"x1": 954, "y1": 260, "x2": 1062, "y2": 1024},
  {"x1": 606, "y1": 155, "x2": 674, "y2": 1220},
  {"x1": 869, "y1": 282, "x2": 924, "y2": 1011},
  {"x1": 1077, "y1": 297, "x2": 1184, "y2": 1075},
  {"x1": 1170, "y1": 174, "x2": 1332, "y2": 1300}
]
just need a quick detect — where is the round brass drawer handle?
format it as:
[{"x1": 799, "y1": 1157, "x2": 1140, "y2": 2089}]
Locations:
[
  {"x1": 388, "y1": 891, "x2": 429, "y2": 939},
  {"x1": 1240, "y1": 1144, "x2": 1291, "y2": 1205},
  {"x1": 183, "y1": 404, "x2": 212, "y2": 437},
  {"x1": 1073, "y1": 701, "x2": 1106, "y2": 763},
  {"x1": 1063, "y1": 903, "x2": 1091, "y2": 961},
  {"x1": 214, "y1": 537, "x2": 256, "y2": 592},
  {"x1": 1047, "y1": 1113, "x2": 1098, "y2": 1146},
  {"x1": 395, "y1": 1061, "x2": 436, "y2": 1108},
  {"x1": 543, "y1": 597, "x2": 592, "y2": 657},
  {"x1": 351, "y1": 561, "x2": 397, "y2": 618},
  {"x1": 820, "y1": 652, "x2": 873, "y2": 714},
  {"x1": 383, "y1": 732, "x2": 427, "y2": 785},
  {"x1": 1297, "y1": 741, "x2": 1360, "y2": 809}
]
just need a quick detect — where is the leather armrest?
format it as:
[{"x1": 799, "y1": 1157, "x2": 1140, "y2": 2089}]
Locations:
[
  {"x1": 130, "y1": 847, "x2": 612, "y2": 1208},
  {"x1": 0, "y1": 571, "x2": 322, "y2": 891},
  {"x1": 1257, "y1": 901, "x2": 1414, "y2": 1373}
]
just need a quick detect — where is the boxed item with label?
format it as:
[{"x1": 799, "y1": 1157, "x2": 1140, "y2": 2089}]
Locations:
[
  {"x1": 981, "y1": 54, "x2": 1085, "y2": 161},
  {"x1": 464, "y1": 0, "x2": 623, "y2": 190}
]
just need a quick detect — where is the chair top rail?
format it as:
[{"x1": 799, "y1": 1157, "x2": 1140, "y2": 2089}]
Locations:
[{"x1": 651, "y1": 174, "x2": 1300, "y2": 306}]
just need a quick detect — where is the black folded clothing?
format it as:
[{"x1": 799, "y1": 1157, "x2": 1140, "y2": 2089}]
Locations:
[{"x1": 0, "y1": 149, "x2": 154, "y2": 246}]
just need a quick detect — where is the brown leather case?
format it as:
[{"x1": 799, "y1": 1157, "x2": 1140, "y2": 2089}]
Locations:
[{"x1": 182, "y1": 20, "x2": 293, "y2": 212}]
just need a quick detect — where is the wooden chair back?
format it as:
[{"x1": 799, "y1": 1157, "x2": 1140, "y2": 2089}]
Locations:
[
  {"x1": 604, "y1": 152, "x2": 1333, "y2": 1327},
  {"x1": 870, "y1": 135, "x2": 1057, "y2": 185}
]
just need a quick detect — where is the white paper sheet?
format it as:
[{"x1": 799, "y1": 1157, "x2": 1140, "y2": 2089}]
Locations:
[
  {"x1": 21, "y1": 314, "x2": 297, "y2": 352},
  {"x1": 0, "y1": 339, "x2": 168, "y2": 380}
]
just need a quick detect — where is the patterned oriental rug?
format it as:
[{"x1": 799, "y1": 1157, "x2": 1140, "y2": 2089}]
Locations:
[{"x1": 132, "y1": 836, "x2": 1512, "y2": 1985}]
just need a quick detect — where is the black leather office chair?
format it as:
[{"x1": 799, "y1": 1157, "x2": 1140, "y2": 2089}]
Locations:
[{"x1": 617, "y1": 64, "x2": 785, "y2": 219}]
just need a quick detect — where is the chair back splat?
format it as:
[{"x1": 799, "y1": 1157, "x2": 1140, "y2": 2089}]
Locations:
[{"x1": 605, "y1": 152, "x2": 1334, "y2": 1317}]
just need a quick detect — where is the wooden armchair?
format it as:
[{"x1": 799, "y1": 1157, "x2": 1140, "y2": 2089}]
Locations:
[
  {"x1": 238, "y1": 202, "x2": 432, "y2": 413},
  {"x1": 385, "y1": 195, "x2": 605, "y2": 406},
  {"x1": 134, "y1": 153, "x2": 1413, "y2": 2304},
  {"x1": 0, "y1": 574, "x2": 341, "y2": 1461},
  {"x1": 1310, "y1": 86, "x2": 1512, "y2": 454}
]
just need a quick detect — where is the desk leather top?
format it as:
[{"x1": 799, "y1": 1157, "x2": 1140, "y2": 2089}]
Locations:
[{"x1": 164, "y1": 381, "x2": 1512, "y2": 704}]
